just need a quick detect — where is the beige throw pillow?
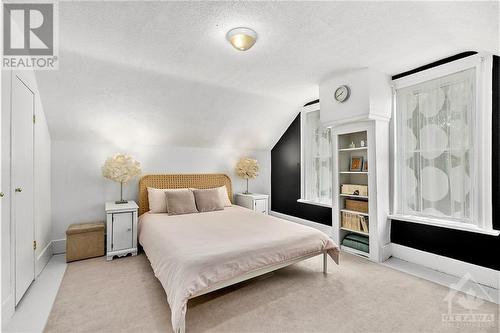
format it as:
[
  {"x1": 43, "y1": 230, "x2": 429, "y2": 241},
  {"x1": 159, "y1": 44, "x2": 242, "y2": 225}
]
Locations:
[
  {"x1": 165, "y1": 189, "x2": 198, "y2": 215},
  {"x1": 217, "y1": 185, "x2": 232, "y2": 207},
  {"x1": 147, "y1": 187, "x2": 168, "y2": 213},
  {"x1": 192, "y1": 188, "x2": 224, "y2": 212}
]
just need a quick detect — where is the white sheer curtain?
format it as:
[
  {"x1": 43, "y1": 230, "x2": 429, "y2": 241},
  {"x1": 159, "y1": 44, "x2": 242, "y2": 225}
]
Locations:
[
  {"x1": 396, "y1": 68, "x2": 475, "y2": 223},
  {"x1": 304, "y1": 110, "x2": 332, "y2": 204}
]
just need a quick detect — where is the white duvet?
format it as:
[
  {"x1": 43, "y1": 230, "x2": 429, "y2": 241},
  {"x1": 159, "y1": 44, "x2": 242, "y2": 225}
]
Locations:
[{"x1": 138, "y1": 206, "x2": 339, "y2": 332}]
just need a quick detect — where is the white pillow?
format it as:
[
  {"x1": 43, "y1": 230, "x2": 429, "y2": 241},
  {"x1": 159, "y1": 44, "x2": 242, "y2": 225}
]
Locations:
[
  {"x1": 217, "y1": 185, "x2": 232, "y2": 207},
  {"x1": 147, "y1": 187, "x2": 168, "y2": 213}
]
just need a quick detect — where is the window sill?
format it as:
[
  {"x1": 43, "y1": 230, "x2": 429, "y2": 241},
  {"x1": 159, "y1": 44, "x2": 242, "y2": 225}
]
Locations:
[
  {"x1": 388, "y1": 214, "x2": 500, "y2": 236},
  {"x1": 297, "y1": 199, "x2": 332, "y2": 208}
]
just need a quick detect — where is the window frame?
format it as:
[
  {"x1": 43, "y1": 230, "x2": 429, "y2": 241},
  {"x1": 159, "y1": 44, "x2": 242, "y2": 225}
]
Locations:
[
  {"x1": 299, "y1": 104, "x2": 333, "y2": 208},
  {"x1": 390, "y1": 53, "x2": 498, "y2": 235}
]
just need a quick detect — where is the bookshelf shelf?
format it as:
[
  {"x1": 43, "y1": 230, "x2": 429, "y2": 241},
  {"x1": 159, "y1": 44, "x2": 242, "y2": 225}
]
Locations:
[
  {"x1": 339, "y1": 147, "x2": 368, "y2": 152},
  {"x1": 340, "y1": 209, "x2": 369, "y2": 217},
  {"x1": 335, "y1": 129, "x2": 372, "y2": 259},
  {"x1": 339, "y1": 194, "x2": 368, "y2": 199},
  {"x1": 340, "y1": 227, "x2": 369, "y2": 236}
]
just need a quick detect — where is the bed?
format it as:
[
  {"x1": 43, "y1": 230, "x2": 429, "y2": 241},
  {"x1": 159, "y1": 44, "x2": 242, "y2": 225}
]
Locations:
[{"x1": 137, "y1": 174, "x2": 340, "y2": 333}]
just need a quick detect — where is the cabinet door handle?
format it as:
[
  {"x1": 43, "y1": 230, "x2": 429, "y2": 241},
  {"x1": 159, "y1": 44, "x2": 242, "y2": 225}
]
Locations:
[
  {"x1": 0, "y1": 192, "x2": 4, "y2": 197},
  {"x1": 127, "y1": 228, "x2": 131, "y2": 232},
  {"x1": 15, "y1": 188, "x2": 22, "y2": 193}
]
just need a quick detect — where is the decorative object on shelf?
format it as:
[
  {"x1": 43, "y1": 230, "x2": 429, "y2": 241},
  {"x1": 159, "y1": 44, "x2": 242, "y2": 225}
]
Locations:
[
  {"x1": 360, "y1": 140, "x2": 366, "y2": 147},
  {"x1": 348, "y1": 141, "x2": 356, "y2": 149},
  {"x1": 341, "y1": 184, "x2": 368, "y2": 196},
  {"x1": 235, "y1": 157, "x2": 259, "y2": 194},
  {"x1": 362, "y1": 160, "x2": 368, "y2": 172},
  {"x1": 349, "y1": 156, "x2": 363, "y2": 172},
  {"x1": 334, "y1": 85, "x2": 351, "y2": 103},
  {"x1": 342, "y1": 234, "x2": 369, "y2": 253},
  {"x1": 102, "y1": 154, "x2": 142, "y2": 204}
]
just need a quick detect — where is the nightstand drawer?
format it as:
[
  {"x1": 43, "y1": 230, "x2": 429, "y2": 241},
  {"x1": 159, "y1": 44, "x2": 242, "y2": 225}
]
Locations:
[{"x1": 111, "y1": 212, "x2": 133, "y2": 251}]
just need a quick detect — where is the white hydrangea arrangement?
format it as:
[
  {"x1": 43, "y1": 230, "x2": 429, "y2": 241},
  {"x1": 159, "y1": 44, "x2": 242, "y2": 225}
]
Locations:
[
  {"x1": 235, "y1": 157, "x2": 259, "y2": 194},
  {"x1": 102, "y1": 154, "x2": 141, "y2": 203}
]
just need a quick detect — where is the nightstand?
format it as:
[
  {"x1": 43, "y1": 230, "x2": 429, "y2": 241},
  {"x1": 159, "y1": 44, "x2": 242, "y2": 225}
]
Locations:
[
  {"x1": 105, "y1": 201, "x2": 138, "y2": 261},
  {"x1": 234, "y1": 193, "x2": 269, "y2": 214}
]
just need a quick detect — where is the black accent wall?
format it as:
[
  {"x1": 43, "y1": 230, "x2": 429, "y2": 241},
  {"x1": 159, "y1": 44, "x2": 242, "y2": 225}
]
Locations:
[
  {"x1": 390, "y1": 54, "x2": 500, "y2": 271},
  {"x1": 271, "y1": 114, "x2": 332, "y2": 226}
]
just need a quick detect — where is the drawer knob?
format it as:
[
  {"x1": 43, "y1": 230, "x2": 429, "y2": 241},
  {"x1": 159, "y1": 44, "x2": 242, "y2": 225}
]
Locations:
[
  {"x1": 127, "y1": 228, "x2": 132, "y2": 232},
  {"x1": 15, "y1": 188, "x2": 22, "y2": 193}
]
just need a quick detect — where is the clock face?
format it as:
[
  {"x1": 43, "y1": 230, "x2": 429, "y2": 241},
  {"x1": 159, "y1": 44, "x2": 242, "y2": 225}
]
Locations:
[{"x1": 334, "y1": 85, "x2": 350, "y2": 103}]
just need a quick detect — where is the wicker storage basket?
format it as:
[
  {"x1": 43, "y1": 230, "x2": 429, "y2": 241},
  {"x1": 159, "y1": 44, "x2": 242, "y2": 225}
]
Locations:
[{"x1": 345, "y1": 199, "x2": 368, "y2": 213}]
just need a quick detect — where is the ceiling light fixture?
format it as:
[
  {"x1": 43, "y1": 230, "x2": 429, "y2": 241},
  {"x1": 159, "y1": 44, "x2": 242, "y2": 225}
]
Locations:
[{"x1": 226, "y1": 27, "x2": 257, "y2": 51}]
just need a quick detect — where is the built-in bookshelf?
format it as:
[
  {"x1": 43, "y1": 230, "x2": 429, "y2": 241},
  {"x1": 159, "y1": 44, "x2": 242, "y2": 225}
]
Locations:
[{"x1": 335, "y1": 130, "x2": 370, "y2": 258}]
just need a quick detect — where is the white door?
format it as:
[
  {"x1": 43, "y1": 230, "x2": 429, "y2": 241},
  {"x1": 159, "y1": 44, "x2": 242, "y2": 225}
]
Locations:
[
  {"x1": 12, "y1": 75, "x2": 35, "y2": 305},
  {"x1": 254, "y1": 199, "x2": 267, "y2": 214},
  {"x1": 112, "y1": 213, "x2": 133, "y2": 251}
]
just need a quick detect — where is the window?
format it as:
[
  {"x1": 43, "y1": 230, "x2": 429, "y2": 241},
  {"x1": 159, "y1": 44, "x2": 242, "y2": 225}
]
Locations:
[
  {"x1": 396, "y1": 69, "x2": 475, "y2": 222},
  {"x1": 300, "y1": 108, "x2": 332, "y2": 206},
  {"x1": 393, "y1": 54, "x2": 496, "y2": 234}
]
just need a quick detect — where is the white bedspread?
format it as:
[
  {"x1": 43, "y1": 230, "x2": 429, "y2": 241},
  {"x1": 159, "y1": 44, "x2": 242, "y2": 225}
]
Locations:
[{"x1": 138, "y1": 206, "x2": 339, "y2": 332}]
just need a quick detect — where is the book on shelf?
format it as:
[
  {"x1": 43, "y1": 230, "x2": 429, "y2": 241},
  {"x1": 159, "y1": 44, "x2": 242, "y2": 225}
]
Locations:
[{"x1": 360, "y1": 216, "x2": 369, "y2": 232}]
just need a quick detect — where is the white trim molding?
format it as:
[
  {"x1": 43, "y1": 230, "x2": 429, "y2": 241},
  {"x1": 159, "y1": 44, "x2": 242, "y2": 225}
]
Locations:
[
  {"x1": 52, "y1": 238, "x2": 66, "y2": 254},
  {"x1": 35, "y1": 241, "x2": 53, "y2": 277},
  {"x1": 296, "y1": 198, "x2": 332, "y2": 208},
  {"x1": 389, "y1": 215, "x2": 500, "y2": 236},
  {"x1": 270, "y1": 210, "x2": 333, "y2": 237},
  {"x1": 2, "y1": 293, "x2": 15, "y2": 328},
  {"x1": 391, "y1": 243, "x2": 500, "y2": 289}
]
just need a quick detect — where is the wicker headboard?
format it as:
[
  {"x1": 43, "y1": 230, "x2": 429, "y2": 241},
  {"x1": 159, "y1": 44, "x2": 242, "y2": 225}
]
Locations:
[{"x1": 138, "y1": 173, "x2": 232, "y2": 216}]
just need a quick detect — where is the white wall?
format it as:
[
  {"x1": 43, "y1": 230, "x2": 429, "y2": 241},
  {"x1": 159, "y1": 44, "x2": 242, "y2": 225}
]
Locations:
[
  {"x1": 319, "y1": 68, "x2": 392, "y2": 125},
  {"x1": 51, "y1": 140, "x2": 271, "y2": 250},
  {"x1": 1, "y1": 70, "x2": 52, "y2": 323}
]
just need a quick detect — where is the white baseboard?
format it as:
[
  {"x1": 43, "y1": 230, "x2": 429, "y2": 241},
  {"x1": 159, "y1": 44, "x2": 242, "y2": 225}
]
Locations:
[
  {"x1": 52, "y1": 238, "x2": 66, "y2": 254},
  {"x1": 36, "y1": 241, "x2": 53, "y2": 277},
  {"x1": 391, "y1": 243, "x2": 500, "y2": 289},
  {"x1": 270, "y1": 211, "x2": 333, "y2": 236},
  {"x1": 2, "y1": 293, "x2": 14, "y2": 328}
]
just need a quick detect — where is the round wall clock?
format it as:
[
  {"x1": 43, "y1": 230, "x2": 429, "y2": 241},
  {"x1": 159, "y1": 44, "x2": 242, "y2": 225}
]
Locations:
[{"x1": 334, "y1": 85, "x2": 350, "y2": 103}]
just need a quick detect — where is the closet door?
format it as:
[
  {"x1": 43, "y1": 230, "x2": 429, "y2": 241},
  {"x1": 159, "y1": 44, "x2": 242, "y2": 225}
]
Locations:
[{"x1": 12, "y1": 75, "x2": 35, "y2": 305}]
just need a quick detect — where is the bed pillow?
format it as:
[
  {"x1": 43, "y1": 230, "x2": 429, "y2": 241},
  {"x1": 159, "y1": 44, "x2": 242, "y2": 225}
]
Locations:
[
  {"x1": 147, "y1": 187, "x2": 168, "y2": 213},
  {"x1": 165, "y1": 189, "x2": 198, "y2": 215},
  {"x1": 192, "y1": 188, "x2": 224, "y2": 212},
  {"x1": 217, "y1": 185, "x2": 232, "y2": 207}
]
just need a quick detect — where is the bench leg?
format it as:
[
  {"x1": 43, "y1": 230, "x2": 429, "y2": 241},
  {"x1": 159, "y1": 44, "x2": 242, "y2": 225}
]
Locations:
[{"x1": 177, "y1": 314, "x2": 186, "y2": 333}]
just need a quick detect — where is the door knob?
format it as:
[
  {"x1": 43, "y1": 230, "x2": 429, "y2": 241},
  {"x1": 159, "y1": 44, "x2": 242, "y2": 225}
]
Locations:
[{"x1": 15, "y1": 188, "x2": 22, "y2": 192}]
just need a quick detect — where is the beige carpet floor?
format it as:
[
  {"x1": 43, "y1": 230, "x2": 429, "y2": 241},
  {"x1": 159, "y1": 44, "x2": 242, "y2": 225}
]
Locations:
[{"x1": 44, "y1": 253, "x2": 498, "y2": 333}]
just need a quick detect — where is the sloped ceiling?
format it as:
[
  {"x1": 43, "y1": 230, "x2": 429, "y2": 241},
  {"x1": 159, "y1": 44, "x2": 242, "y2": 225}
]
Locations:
[{"x1": 35, "y1": 1, "x2": 499, "y2": 150}]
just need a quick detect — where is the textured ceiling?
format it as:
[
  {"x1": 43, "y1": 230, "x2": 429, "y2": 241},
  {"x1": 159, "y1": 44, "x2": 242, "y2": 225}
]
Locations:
[{"x1": 35, "y1": 1, "x2": 499, "y2": 150}]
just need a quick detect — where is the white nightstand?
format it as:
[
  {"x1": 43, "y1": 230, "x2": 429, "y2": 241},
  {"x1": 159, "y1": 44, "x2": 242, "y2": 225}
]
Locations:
[
  {"x1": 105, "y1": 201, "x2": 138, "y2": 261},
  {"x1": 234, "y1": 193, "x2": 269, "y2": 214}
]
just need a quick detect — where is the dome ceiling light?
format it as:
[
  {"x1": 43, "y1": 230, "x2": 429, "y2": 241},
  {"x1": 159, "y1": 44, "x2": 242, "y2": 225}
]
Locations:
[{"x1": 226, "y1": 27, "x2": 257, "y2": 51}]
